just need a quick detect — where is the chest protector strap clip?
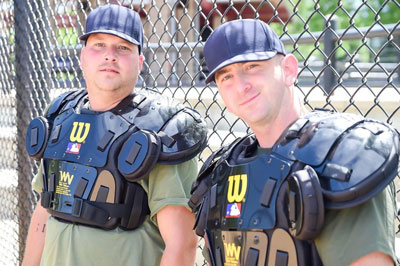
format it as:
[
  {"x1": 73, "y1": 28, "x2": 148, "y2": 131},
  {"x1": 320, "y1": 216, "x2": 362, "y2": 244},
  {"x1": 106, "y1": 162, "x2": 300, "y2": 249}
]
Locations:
[{"x1": 46, "y1": 181, "x2": 149, "y2": 230}]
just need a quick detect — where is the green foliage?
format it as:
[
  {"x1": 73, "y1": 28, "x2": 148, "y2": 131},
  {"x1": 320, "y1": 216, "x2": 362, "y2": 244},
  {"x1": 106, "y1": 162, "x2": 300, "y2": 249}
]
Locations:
[
  {"x1": 56, "y1": 27, "x2": 78, "y2": 46},
  {"x1": 272, "y1": 0, "x2": 400, "y2": 63}
]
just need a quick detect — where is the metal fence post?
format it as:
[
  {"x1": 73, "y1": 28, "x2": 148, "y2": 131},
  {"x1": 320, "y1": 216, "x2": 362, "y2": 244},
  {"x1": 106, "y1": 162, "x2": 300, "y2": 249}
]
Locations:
[
  {"x1": 323, "y1": 16, "x2": 337, "y2": 94},
  {"x1": 397, "y1": 34, "x2": 400, "y2": 85},
  {"x1": 14, "y1": 0, "x2": 51, "y2": 263}
]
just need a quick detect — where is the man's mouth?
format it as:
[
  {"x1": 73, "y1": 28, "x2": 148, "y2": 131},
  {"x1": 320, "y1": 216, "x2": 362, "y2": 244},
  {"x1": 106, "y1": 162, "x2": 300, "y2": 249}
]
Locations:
[
  {"x1": 100, "y1": 68, "x2": 119, "y2": 74},
  {"x1": 239, "y1": 93, "x2": 260, "y2": 106}
]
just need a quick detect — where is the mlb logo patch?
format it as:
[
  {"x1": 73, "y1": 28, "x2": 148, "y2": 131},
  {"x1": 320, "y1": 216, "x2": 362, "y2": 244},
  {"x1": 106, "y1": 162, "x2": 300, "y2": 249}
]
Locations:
[
  {"x1": 66, "y1": 142, "x2": 81, "y2": 154},
  {"x1": 226, "y1": 203, "x2": 241, "y2": 218}
]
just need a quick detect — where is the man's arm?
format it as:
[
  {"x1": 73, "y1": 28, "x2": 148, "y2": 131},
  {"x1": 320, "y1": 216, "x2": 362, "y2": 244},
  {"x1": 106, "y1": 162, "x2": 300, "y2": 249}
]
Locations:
[
  {"x1": 21, "y1": 203, "x2": 50, "y2": 266},
  {"x1": 315, "y1": 185, "x2": 397, "y2": 266},
  {"x1": 348, "y1": 251, "x2": 394, "y2": 266},
  {"x1": 157, "y1": 205, "x2": 198, "y2": 266}
]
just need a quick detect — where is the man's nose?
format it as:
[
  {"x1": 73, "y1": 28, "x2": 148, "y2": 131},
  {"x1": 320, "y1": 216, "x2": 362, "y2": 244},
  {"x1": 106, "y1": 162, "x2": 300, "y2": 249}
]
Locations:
[
  {"x1": 237, "y1": 74, "x2": 251, "y2": 93},
  {"x1": 104, "y1": 47, "x2": 117, "y2": 62}
]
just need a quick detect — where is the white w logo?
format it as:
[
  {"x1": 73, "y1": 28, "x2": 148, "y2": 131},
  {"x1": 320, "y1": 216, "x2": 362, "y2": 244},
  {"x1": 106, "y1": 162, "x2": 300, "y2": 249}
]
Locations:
[{"x1": 70, "y1": 122, "x2": 90, "y2": 143}]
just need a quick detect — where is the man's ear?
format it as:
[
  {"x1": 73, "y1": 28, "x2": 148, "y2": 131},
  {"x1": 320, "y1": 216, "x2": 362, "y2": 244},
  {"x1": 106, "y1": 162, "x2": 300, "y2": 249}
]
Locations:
[
  {"x1": 80, "y1": 47, "x2": 86, "y2": 68},
  {"x1": 138, "y1": 54, "x2": 144, "y2": 72},
  {"x1": 282, "y1": 54, "x2": 298, "y2": 87}
]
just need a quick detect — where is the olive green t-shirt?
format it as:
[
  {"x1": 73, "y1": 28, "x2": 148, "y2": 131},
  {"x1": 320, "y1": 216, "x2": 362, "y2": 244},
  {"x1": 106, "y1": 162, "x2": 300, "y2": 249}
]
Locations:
[
  {"x1": 315, "y1": 182, "x2": 397, "y2": 265},
  {"x1": 32, "y1": 158, "x2": 198, "y2": 266}
]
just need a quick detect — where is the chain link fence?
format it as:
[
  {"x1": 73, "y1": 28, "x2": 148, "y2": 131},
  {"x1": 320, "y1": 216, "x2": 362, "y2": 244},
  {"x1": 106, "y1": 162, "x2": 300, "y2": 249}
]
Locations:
[{"x1": 0, "y1": 0, "x2": 399, "y2": 265}]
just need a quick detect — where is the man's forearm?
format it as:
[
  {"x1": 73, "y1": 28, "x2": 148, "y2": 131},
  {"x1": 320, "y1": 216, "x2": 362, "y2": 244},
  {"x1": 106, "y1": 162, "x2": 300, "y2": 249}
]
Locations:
[
  {"x1": 22, "y1": 203, "x2": 50, "y2": 266},
  {"x1": 160, "y1": 244, "x2": 197, "y2": 266},
  {"x1": 158, "y1": 205, "x2": 198, "y2": 266}
]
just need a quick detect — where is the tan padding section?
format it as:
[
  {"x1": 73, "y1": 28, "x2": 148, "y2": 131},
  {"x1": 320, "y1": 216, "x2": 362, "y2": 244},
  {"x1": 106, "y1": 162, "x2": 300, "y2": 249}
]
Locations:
[
  {"x1": 244, "y1": 231, "x2": 268, "y2": 266},
  {"x1": 90, "y1": 170, "x2": 115, "y2": 203},
  {"x1": 267, "y1": 228, "x2": 298, "y2": 266},
  {"x1": 221, "y1": 231, "x2": 243, "y2": 265}
]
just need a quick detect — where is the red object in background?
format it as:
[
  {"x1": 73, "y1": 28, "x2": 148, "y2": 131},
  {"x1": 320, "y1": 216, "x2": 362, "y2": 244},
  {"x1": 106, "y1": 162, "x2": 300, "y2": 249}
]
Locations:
[
  {"x1": 56, "y1": 14, "x2": 77, "y2": 28},
  {"x1": 200, "y1": 0, "x2": 290, "y2": 25}
]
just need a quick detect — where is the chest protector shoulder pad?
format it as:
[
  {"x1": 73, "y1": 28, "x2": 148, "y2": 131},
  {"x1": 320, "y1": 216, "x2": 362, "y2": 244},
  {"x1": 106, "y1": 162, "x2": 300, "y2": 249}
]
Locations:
[
  {"x1": 124, "y1": 89, "x2": 208, "y2": 164},
  {"x1": 273, "y1": 110, "x2": 400, "y2": 209}
]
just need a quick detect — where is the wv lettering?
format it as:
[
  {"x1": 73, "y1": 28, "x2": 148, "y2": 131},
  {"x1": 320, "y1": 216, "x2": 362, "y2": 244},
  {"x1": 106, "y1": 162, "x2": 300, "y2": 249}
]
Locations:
[
  {"x1": 60, "y1": 171, "x2": 74, "y2": 185},
  {"x1": 224, "y1": 243, "x2": 241, "y2": 261},
  {"x1": 70, "y1": 122, "x2": 90, "y2": 143},
  {"x1": 227, "y1": 174, "x2": 247, "y2": 203}
]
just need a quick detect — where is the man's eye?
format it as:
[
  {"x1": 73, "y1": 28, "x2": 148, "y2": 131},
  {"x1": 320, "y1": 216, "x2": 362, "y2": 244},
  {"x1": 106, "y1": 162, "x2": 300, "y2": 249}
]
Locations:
[
  {"x1": 118, "y1": 45, "x2": 130, "y2": 51},
  {"x1": 94, "y1": 43, "x2": 105, "y2": 47},
  {"x1": 221, "y1": 74, "x2": 232, "y2": 82}
]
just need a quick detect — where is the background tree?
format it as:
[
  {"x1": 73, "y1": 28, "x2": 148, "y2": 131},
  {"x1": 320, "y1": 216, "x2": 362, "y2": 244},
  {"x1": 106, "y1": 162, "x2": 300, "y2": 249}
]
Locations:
[{"x1": 270, "y1": 0, "x2": 400, "y2": 63}]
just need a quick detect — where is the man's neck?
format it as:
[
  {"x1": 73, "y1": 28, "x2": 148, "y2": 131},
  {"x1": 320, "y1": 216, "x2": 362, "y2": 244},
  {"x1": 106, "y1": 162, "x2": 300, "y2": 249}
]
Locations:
[
  {"x1": 252, "y1": 93, "x2": 309, "y2": 148},
  {"x1": 86, "y1": 91, "x2": 130, "y2": 112}
]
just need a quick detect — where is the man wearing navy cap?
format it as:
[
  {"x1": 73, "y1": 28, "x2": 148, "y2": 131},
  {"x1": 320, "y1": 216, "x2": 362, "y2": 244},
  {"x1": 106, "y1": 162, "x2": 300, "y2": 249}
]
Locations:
[
  {"x1": 190, "y1": 19, "x2": 398, "y2": 266},
  {"x1": 22, "y1": 5, "x2": 207, "y2": 266}
]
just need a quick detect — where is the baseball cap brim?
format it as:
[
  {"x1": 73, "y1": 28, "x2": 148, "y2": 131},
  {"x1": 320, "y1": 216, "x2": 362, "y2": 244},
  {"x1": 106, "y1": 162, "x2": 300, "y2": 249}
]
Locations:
[
  {"x1": 79, "y1": 29, "x2": 141, "y2": 46},
  {"x1": 205, "y1": 50, "x2": 278, "y2": 84}
]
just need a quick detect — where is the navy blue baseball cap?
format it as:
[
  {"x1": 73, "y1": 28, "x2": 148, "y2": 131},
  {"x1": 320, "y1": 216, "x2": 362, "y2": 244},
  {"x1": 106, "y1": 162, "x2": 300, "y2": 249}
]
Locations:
[
  {"x1": 80, "y1": 5, "x2": 144, "y2": 54},
  {"x1": 204, "y1": 19, "x2": 286, "y2": 84}
]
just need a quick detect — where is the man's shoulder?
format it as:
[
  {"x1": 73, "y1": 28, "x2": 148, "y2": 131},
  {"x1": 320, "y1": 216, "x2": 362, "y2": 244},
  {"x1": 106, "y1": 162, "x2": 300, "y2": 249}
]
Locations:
[
  {"x1": 45, "y1": 89, "x2": 87, "y2": 118},
  {"x1": 130, "y1": 89, "x2": 208, "y2": 165},
  {"x1": 275, "y1": 109, "x2": 400, "y2": 209},
  {"x1": 132, "y1": 89, "x2": 204, "y2": 130}
]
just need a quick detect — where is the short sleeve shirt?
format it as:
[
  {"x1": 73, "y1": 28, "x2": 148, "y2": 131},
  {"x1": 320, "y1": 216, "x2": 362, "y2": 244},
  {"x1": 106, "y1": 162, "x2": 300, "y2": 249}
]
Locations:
[{"x1": 315, "y1": 182, "x2": 397, "y2": 265}]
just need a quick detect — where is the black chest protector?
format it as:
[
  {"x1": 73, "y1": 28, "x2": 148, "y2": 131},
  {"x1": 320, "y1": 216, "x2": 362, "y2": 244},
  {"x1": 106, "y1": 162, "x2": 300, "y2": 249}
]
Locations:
[
  {"x1": 189, "y1": 110, "x2": 400, "y2": 266},
  {"x1": 26, "y1": 89, "x2": 207, "y2": 230}
]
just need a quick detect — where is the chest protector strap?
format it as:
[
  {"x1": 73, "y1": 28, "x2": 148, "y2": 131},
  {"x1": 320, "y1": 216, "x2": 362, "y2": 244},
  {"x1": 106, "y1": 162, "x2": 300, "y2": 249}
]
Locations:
[{"x1": 41, "y1": 181, "x2": 149, "y2": 230}]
